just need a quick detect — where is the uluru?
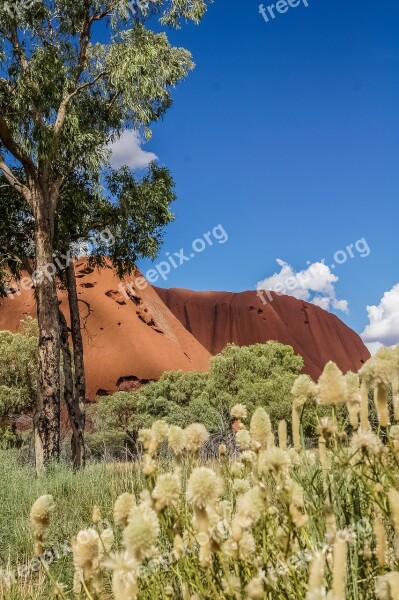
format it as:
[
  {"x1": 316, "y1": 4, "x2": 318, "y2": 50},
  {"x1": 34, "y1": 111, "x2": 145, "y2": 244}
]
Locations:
[
  {"x1": 155, "y1": 287, "x2": 370, "y2": 381},
  {"x1": 0, "y1": 262, "x2": 369, "y2": 398}
]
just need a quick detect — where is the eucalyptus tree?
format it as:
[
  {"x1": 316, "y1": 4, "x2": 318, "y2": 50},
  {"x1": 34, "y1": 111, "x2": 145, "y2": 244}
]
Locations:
[
  {"x1": 0, "y1": 162, "x2": 175, "y2": 468},
  {"x1": 0, "y1": 0, "x2": 212, "y2": 467},
  {"x1": 55, "y1": 163, "x2": 176, "y2": 468}
]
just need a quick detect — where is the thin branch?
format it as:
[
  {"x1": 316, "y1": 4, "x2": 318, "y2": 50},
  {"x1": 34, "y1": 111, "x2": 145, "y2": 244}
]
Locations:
[
  {"x1": 74, "y1": 1, "x2": 94, "y2": 86},
  {"x1": 92, "y1": 1, "x2": 120, "y2": 21},
  {"x1": 1, "y1": 26, "x2": 43, "y2": 132},
  {"x1": 71, "y1": 71, "x2": 108, "y2": 99},
  {"x1": 53, "y1": 70, "x2": 107, "y2": 140},
  {"x1": 9, "y1": 26, "x2": 29, "y2": 71},
  {"x1": 53, "y1": 0, "x2": 115, "y2": 141}
]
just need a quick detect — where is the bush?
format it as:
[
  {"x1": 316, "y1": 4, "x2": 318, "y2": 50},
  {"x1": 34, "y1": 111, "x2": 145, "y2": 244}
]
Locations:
[
  {"x1": 87, "y1": 342, "x2": 303, "y2": 456},
  {"x1": 0, "y1": 318, "x2": 38, "y2": 448}
]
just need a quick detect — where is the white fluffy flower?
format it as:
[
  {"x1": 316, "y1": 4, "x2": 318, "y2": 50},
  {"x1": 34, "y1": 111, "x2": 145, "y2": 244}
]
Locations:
[
  {"x1": 250, "y1": 408, "x2": 272, "y2": 448},
  {"x1": 351, "y1": 428, "x2": 382, "y2": 453},
  {"x1": 123, "y1": 505, "x2": 160, "y2": 561},
  {"x1": 187, "y1": 467, "x2": 223, "y2": 509},
  {"x1": 103, "y1": 551, "x2": 139, "y2": 600},
  {"x1": 114, "y1": 493, "x2": 136, "y2": 527},
  {"x1": 231, "y1": 404, "x2": 248, "y2": 420},
  {"x1": 375, "y1": 572, "x2": 399, "y2": 600},
  {"x1": 184, "y1": 423, "x2": 209, "y2": 453},
  {"x1": 168, "y1": 425, "x2": 186, "y2": 455},
  {"x1": 236, "y1": 429, "x2": 251, "y2": 450},
  {"x1": 152, "y1": 473, "x2": 180, "y2": 511},
  {"x1": 258, "y1": 447, "x2": 290, "y2": 474}
]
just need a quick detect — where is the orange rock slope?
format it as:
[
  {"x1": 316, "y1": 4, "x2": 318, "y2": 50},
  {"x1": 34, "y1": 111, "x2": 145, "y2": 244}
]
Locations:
[
  {"x1": 0, "y1": 262, "x2": 211, "y2": 399},
  {"x1": 155, "y1": 287, "x2": 370, "y2": 380}
]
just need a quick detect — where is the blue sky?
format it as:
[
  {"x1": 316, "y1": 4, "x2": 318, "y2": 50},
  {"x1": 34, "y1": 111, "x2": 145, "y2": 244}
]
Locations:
[{"x1": 115, "y1": 0, "x2": 399, "y2": 345}]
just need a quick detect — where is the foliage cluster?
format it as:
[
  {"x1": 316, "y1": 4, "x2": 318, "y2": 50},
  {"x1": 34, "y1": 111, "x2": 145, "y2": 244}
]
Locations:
[
  {"x1": 88, "y1": 342, "x2": 303, "y2": 456},
  {"x1": 0, "y1": 317, "x2": 38, "y2": 448}
]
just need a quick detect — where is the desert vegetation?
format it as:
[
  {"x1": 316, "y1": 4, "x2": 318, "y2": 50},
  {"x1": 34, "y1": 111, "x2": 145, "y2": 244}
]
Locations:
[
  {"x1": 0, "y1": 317, "x2": 38, "y2": 448},
  {"x1": 0, "y1": 323, "x2": 304, "y2": 455},
  {"x1": 88, "y1": 340, "x2": 304, "y2": 457},
  {"x1": 1, "y1": 346, "x2": 399, "y2": 599}
]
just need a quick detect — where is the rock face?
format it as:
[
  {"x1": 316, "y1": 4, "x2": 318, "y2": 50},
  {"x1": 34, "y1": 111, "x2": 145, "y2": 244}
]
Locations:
[
  {"x1": 155, "y1": 287, "x2": 370, "y2": 380},
  {"x1": 0, "y1": 263, "x2": 370, "y2": 399},
  {"x1": 0, "y1": 262, "x2": 210, "y2": 399}
]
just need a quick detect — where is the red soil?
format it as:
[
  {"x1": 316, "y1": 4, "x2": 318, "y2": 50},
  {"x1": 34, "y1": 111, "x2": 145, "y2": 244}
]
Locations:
[{"x1": 155, "y1": 287, "x2": 370, "y2": 380}]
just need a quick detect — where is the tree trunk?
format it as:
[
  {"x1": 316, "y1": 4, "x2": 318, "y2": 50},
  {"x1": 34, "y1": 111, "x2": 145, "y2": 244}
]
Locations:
[
  {"x1": 59, "y1": 308, "x2": 85, "y2": 469},
  {"x1": 32, "y1": 192, "x2": 61, "y2": 470},
  {"x1": 66, "y1": 260, "x2": 86, "y2": 468}
]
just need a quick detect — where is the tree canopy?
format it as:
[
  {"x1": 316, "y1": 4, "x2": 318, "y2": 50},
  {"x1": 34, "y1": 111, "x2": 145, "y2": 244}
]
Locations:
[{"x1": 0, "y1": 0, "x2": 212, "y2": 197}]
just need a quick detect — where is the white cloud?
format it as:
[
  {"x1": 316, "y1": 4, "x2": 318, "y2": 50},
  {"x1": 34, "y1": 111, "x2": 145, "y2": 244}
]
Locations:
[
  {"x1": 257, "y1": 259, "x2": 349, "y2": 313},
  {"x1": 361, "y1": 283, "x2": 399, "y2": 352},
  {"x1": 107, "y1": 130, "x2": 157, "y2": 170},
  {"x1": 365, "y1": 341, "x2": 384, "y2": 355}
]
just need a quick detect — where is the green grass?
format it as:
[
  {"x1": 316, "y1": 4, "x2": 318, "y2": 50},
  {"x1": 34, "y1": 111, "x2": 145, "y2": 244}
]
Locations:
[{"x1": 0, "y1": 450, "x2": 143, "y2": 598}]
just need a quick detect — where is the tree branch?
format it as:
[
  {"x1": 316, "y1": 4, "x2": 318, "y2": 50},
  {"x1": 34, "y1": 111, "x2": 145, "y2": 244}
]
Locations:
[
  {"x1": 74, "y1": 1, "x2": 94, "y2": 86},
  {"x1": 72, "y1": 1, "x2": 116, "y2": 91},
  {"x1": 9, "y1": 26, "x2": 29, "y2": 72},
  {"x1": 2, "y1": 28, "x2": 42, "y2": 128},
  {"x1": 0, "y1": 156, "x2": 31, "y2": 203},
  {"x1": 53, "y1": 71, "x2": 107, "y2": 140},
  {"x1": 0, "y1": 116, "x2": 36, "y2": 180},
  {"x1": 53, "y1": 0, "x2": 116, "y2": 140},
  {"x1": 49, "y1": 175, "x2": 66, "y2": 206},
  {"x1": 71, "y1": 71, "x2": 108, "y2": 99}
]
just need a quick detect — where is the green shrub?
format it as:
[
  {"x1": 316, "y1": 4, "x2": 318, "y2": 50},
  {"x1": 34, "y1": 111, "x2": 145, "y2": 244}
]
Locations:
[
  {"x1": 0, "y1": 318, "x2": 38, "y2": 448},
  {"x1": 88, "y1": 342, "x2": 304, "y2": 456}
]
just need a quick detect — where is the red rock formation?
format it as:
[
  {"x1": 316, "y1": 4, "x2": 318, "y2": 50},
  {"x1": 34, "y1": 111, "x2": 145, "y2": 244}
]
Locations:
[
  {"x1": 0, "y1": 262, "x2": 210, "y2": 399},
  {"x1": 155, "y1": 287, "x2": 370, "y2": 380},
  {"x1": 0, "y1": 262, "x2": 370, "y2": 399}
]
